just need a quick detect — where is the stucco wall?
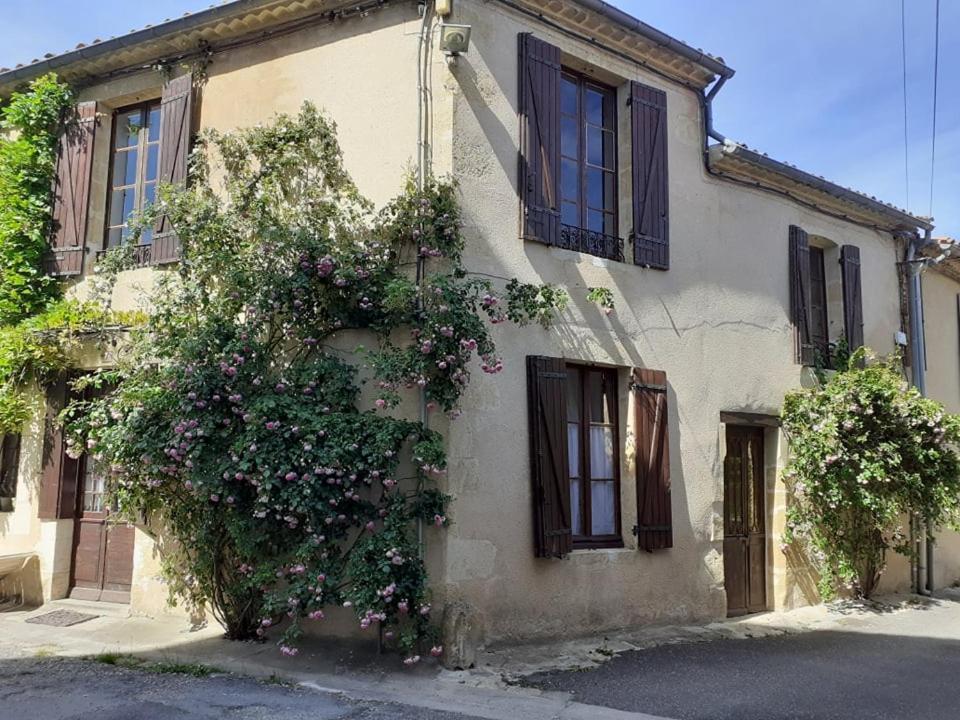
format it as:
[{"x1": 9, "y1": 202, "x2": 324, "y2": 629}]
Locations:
[
  {"x1": 919, "y1": 269, "x2": 960, "y2": 588},
  {"x1": 1, "y1": 2, "x2": 437, "y2": 618},
  {"x1": 440, "y1": 0, "x2": 909, "y2": 644}
]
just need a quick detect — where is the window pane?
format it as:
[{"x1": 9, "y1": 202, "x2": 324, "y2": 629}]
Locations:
[
  {"x1": 109, "y1": 188, "x2": 136, "y2": 227},
  {"x1": 115, "y1": 110, "x2": 143, "y2": 148},
  {"x1": 590, "y1": 480, "x2": 616, "y2": 535},
  {"x1": 568, "y1": 423, "x2": 580, "y2": 479},
  {"x1": 589, "y1": 426, "x2": 614, "y2": 479},
  {"x1": 587, "y1": 209, "x2": 605, "y2": 233},
  {"x1": 571, "y1": 478, "x2": 582, "y2": 536},
  {"x1": 561, "y1": 158, "x2": 579, "y2": 203},
  {"x1": 143, "y1": 181, "x2": 156, "y2": 208},
  {"x1": 585, "y1": 88, "x2": 604, "y2": 126},
  {"x1": 586, "y1": 126, "x2": 604, "y2": 167},
  {"x1": 603, "y1": 212, "x2": 616, "y2": 237},
  {"x1": 561, "y1": 116, "x2": 579, "y2": 158},
  {"x1": 567, "y1": 367, "x2": 581, "y2": 420},
  {"x1": 141, "y1": 227, "x2": 153, "y2": 246},
  {"x1": 147, "y1": 106, "x2": 161, "y2": 143},
  {"x1": 561, "y1": 76, "x2": 578, "y2": 116},
  {"x1": 145, "y1": 144, "x2": 159, "y2": 182},
  {"x1": 586, "y1": 167, "x2": 604, "y2": 209},
  {"x1": 562, "y1": 201, "x2": 579, "y2": 227},
  {"x1": 588, "y1": 371, "x2": 614, "y2": 423},
  {"x1": 112, "y1": 149, "x2": 138, "y2": 187},
  {"x1": 107, "y1": 228, "x2": 123, "y2": 248}
]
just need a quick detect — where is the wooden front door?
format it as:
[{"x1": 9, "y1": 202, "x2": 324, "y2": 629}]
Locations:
[
  {"x1": 723, "y1": 425, "x2": 766, "y2": 616},
  {"x1": 70, "y1": 454, "x2": 134, "y2": 603}
]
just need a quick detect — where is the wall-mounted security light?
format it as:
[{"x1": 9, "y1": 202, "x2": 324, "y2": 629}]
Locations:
[{"x1": 439, "y1": 23, "x2": 471, "y2": 56}]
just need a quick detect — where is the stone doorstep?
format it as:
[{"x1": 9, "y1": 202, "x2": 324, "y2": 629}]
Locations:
[{"x1": 0, "y1": 606, "x2": 670, "y2": 720}]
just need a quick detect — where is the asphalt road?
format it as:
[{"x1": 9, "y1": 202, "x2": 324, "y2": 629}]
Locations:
[
  {"x1": 0, "y1": 656, "x2": 484, "y2": 720},
  {"x1": 525, "y1": 627, "x2": 960, "y2": 720}
]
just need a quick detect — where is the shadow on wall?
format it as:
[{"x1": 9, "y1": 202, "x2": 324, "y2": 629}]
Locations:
[{"x1": 0, "y1": 555, "x2": 42, "y2": 607}]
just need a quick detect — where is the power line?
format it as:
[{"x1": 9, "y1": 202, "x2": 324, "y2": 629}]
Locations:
[
  {"x1": 928, "y1": 0, "x2": 940, "y2": 218},
  {"x1": 900, "y1": 0, "x2": 910, "y2": 210}
]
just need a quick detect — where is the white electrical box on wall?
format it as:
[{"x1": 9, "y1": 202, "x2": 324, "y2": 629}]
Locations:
[
  {"x1": 895, "y1": 330, "x2": 908, "y2": 346},
  {"x1": 436, "y1": 0, "x2": 452, "y2": 16}
]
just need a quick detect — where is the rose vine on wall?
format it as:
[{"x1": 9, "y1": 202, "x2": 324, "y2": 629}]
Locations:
[
  {"x1": 65, "y1": 103, "x2": 571, "y2": 661},
  {"x1": 782, "y1": 350, "x2": 960, "y2": 599}
]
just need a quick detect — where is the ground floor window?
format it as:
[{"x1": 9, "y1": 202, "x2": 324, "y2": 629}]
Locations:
[{"x1": 566, "y1": 364, "x2": 621, "y2": 547}]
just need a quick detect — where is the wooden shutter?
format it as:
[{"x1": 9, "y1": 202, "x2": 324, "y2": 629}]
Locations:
[
  {"x1": 840, "y1": 245, "x2": 864, "y2": 351},
  {"x1": 633, "y1": 368, "x2": 672, "y2": 550},
  {"x1": 37, "y1": 377, "x2": 80, "y2": 520},
  {"x1": 789, "y1": 225, "x2": 814, "y2": 365},
  {"x1": 152, "y1": 72, "x2": 194, "y2": 265},
  {"x1": 0, "y1": 433, "x2": 21, "y2": 500},
  {"x1": 518, "y1": 33, "x2": 561, "y2": 248},
  {"x1": 630, "y1": 81, "x2": 669, "y2": 270},
  {"x1": 527, "y1": 356, "x2": 572, "y2": 558},
  {"x1": 45, "y1": 101, "x2": 97, "y2": 277}
]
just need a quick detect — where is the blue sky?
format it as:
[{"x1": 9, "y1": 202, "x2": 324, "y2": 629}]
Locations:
[{"x1": 3, "y1": 0, "x2": 955, "y2": 235}]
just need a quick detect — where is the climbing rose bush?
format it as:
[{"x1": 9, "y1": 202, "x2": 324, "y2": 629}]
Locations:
[
  {"x1": 781, "y1": 351, "x2": 960, "y2": 599},
  {"x1": 64, "y1": 103, "x2": 566, "y2": 660}
]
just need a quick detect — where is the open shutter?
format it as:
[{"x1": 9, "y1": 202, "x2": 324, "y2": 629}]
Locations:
[
  {"x1": 789, "y1": 225, "x2": 814, "y2": 365},
  {"x1": 527, "y1": 356, "x2": 572, "y2": 558},
  {"x1": 37, "y1": 377, "x2": 80, "y2": 520},
  {"x1": 45, "y1": 101, "x2": 97, "y2": 277},
  {"x1": 518, "y1": 33, "x2": 561, "y2": 248},
  {"x1": 0, "y1": 433, "x2": 21, "y2": 500},
  {"x1": 840, "y1": 245, "x2": 864, "y2": 352},
  {"x1": 152, "y1": 72, "x2": 194, "y2": 265},
  {"x1": 631, "y1": 81, "x2": 669, "y2": 270},
  {"x1": 633, "y1": 368, "x2": 672, "y2": 550}
]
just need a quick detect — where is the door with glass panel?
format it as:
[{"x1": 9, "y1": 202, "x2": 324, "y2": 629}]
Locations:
[
  {"x1": 69, "y1": 453, "x2": 134, "y2": 603},
  {"x1": 566, "y1": 365, "x2": 621, "y2": 548},
  {"x1": 723, "y1": 425, "x2": 766, "y2": 616}
]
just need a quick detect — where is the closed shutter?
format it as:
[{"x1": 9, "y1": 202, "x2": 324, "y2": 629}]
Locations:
[
  {"x1": 527, "y1": 356, "x2": 572, "y2": 558},
  {"x1": 45, "y1": 101, "x2": 97, "y2": 277},
  {"x1": 633, "y1": 368, "x2": 672, "y2": 551},
  {"x1": 789, "y1": 225, "x2": 814, "y2": 366},
  {"x1": 630, "y1": 81, "x2": 669, "y2": 270},
  {"x1": 518, "y1": 33, "x2": 561, "y2": 248},
  {"x1": 0, "y1": 433, "x2": 21, "y2": 500},
  {"x1": 152, "y1": 72, "x2": 194, "y2": 265},
  {"x1": 840, "y1": 245, "x2": 864, "y2": 352},
  {"x1": 37, "y1": 377, "x2": 80, "y2": 519}
]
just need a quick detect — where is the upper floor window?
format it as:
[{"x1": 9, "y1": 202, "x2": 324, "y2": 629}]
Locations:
[
  {"x1": 560, "y1": 73, "x2": 618, "y2": 240},
  {"x1": 808, "y1": 246, "x2": 830, "y2": 364},
  {"x1": 106, "y1": 101, "x2": 161, "y2": 248}
]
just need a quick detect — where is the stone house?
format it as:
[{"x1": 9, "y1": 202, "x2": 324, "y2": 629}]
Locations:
[{"x1": 0, "y1": 0, "x2": 957, "y2": 650}]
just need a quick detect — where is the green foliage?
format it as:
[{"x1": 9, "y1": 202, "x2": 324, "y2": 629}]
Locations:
[
  {"x1": 586, "y1": 287, "x2": 615, "y2": 315},
  {"x1": 0, "y1": 299, "x2": 141, "y2": 434},
  {"x1": 66, "y1": 103, "x2": 564, "y2": 662},
  {"x1": 782, "y1": 350, "x2": 960, "y2": 598},
  {"x1": 0, "y1": 74, "x2": 73, "y2": 324}
]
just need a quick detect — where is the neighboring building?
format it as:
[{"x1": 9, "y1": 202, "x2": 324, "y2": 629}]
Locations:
[{"x1": 0, "y1": 0, "x2": 956, "y2": 649}]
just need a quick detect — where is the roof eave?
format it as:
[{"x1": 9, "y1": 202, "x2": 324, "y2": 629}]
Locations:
[{"x1": 710, "y1": 142, "x2": 933, "y2": 234}]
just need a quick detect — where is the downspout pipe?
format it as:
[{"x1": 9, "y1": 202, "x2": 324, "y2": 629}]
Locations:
[{"x1": 906, "y1": 229, "x2": 935, "y2": 595}]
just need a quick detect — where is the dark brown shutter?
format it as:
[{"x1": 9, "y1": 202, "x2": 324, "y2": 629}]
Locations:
[
  {"x1": 630, "y1": 81, "x2": 669, "y2": 270},
  {"x1": 152, "y1": 72, "x2": 194, "y2": 265},
  {"x1": 518, "y1": 33, "x2": 561, "y2": 248},
  {"x1": 45, "y1": 101, "x2": 97, "y2": 277},
  {"x1": 527, "y1": 356, "x2": 572, "y2": 558},
  {"x1": 0, "y1": 433, "x2": 21, "y2": 500},
  {"x1": 840, "y1": 245, "x2": 864, "y2": 352},
  {"x1": 633, "y1": 368, "x2": 672, "y2": 551},
  {"x1": 37, "y1": 377, "x2": 80, "y2": 520},
  {"x1": 789, "y1": 225, "x2": 814, "y2": 365}
]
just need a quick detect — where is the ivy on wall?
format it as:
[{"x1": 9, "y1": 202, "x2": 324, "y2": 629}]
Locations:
[{"x1": 0, "y1": 74, "x2": 72, "y2": 325}]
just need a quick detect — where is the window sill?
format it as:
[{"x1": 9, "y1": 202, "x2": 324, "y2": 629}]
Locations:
[{"x1": 569, "y1": 546, "x2": 632, "y2": 556}]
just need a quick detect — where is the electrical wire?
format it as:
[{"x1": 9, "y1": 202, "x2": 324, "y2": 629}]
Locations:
[
  {"x1": 928, "y1": 0, "x2": 940, "y2": 217},
  {"x1": 900, "y1": 0, "x2": 910, "y2": 210}
]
